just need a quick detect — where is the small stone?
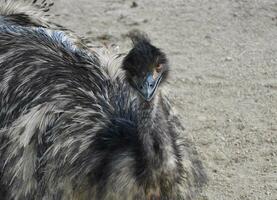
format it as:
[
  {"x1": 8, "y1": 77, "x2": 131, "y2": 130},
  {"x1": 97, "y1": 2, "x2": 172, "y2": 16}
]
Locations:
[
  {"x1": 131, "y1": 1, "x2": 138, "y2": 8},
  {"x1": 225, "y1": 57, "x2": 232, "y2": 61},
  {"x1": 142, "y1": 19, "x2": 148, "y2": 23}
]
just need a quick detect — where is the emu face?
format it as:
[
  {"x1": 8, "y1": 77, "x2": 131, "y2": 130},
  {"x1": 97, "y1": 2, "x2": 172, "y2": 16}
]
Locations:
[{"x1": 122, "y1": 32, "x2": 169, "y2": 101}]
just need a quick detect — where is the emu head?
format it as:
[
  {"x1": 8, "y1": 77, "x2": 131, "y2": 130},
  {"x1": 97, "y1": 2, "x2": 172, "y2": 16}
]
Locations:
[{"x1": 122, "y1": 31, "x2": 169, "y2": 101}]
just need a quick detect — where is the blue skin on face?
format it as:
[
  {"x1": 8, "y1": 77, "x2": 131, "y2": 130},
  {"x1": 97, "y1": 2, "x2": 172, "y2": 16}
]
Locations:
[{"x1": 137, "y1": 72, "x2": 163, "y2": 101}]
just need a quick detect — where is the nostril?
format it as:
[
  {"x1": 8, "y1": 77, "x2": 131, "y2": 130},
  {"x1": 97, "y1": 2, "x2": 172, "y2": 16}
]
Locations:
[{"x1": 150, "y1": 83, "x2": 154, "y2": 87}]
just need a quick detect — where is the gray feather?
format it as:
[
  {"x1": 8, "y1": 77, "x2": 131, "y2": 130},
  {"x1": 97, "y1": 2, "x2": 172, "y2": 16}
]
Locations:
[{"x1": 0, "y1": 1, "x2": 207, "y2": 200}]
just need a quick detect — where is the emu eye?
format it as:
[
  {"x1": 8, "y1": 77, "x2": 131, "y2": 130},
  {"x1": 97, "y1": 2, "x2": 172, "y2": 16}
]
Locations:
[{"x1": 156, "y1": 64, "x2": 163, "y2": 73}]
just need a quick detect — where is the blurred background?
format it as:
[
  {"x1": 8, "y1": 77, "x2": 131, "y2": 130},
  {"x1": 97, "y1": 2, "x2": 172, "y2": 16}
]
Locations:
[{"x1": 51, "y1": 0, "x2": 277, "y2": 199}]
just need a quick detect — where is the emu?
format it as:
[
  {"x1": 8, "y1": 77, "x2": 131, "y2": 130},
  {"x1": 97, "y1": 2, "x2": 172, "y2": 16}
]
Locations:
[{"x1": 0, "y1": 1, "x2": 206, "y2": 200}]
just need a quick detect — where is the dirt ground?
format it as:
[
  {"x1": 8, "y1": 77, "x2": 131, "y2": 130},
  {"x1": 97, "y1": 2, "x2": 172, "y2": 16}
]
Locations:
[{"x1": 50, "y1": 0, "x2": 277, "y2": 199}]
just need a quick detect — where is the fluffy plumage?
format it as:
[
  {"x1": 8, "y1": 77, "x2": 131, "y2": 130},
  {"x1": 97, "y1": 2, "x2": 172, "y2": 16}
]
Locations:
[
  {"x1": 0, "y1": 0, "x2": 53, "y2": 27},
  {"x1": 0, "y1": 1, "x2": 207, "y2": 200}
]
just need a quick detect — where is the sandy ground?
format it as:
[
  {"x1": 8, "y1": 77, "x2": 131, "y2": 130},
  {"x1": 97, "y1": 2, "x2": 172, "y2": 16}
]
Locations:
[{"x1": 50, "y1": 0, "x2": 277, "y2": 199}]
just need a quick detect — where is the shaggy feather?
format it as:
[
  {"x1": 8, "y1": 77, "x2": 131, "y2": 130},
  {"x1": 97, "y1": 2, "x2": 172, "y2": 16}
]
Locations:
[
  {"x1": 0, "y1": 0, "x2": 54, "y2": 27},
  {"x1": 0, "y1": 1, "x2": 207, "y2": 200}
]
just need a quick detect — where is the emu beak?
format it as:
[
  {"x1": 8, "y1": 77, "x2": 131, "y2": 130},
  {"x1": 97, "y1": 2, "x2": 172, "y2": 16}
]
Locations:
[{"x1": 137, "y1": 72, "x2": 162, "y2": 101}]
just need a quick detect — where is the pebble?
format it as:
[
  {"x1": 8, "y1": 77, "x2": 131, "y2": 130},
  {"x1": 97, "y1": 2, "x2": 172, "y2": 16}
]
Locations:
[
  {"x1": 225, "y1": 56, "x2": 233, "y2": 61},
  {"x1": 131, "y1": 1, "x2": 138, "y2": 8}
]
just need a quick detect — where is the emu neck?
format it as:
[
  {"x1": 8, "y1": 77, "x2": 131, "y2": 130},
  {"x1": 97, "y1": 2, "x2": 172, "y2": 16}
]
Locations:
[
  {"x1": 137, "y1": 95, "x2": 159, "y2": 127},
  {"x1": 137, "y1": 94, "x2": 166, "y2": 160},
  {"x1": 136, "y1": 92, "x2": 178, "y2": 192}
]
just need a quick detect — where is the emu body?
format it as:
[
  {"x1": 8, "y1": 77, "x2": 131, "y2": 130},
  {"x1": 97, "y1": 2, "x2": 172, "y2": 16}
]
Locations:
[
  {"x1": 0, "y1": 1, "x2": 206, "y2": 200},
  {"x1": 0, "y1": 25, "x2": 180, "y2": 200}
]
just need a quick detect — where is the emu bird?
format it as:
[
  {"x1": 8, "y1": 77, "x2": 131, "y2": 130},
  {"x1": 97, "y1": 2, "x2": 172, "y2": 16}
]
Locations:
[{"x1": 0, "y1": 1, "x2": 206, "y2": 200}]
